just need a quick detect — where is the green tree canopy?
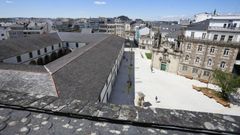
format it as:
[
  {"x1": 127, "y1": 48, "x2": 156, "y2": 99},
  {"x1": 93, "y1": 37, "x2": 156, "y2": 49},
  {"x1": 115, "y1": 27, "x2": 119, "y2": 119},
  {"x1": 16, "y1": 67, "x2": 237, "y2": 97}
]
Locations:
[{"x1": 213, "y1": 70, "x2": 240, "y2": 100}]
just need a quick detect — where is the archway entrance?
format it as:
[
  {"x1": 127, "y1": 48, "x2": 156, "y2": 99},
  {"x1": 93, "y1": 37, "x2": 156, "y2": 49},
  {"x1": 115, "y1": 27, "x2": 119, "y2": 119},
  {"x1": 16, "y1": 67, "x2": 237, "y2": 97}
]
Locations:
[
  {"x1": 44, "y1": 55, "x2": 50, "y2": 64},
  {"x1": 37, "y1": 58, "x2": 44, "y2": 65}
]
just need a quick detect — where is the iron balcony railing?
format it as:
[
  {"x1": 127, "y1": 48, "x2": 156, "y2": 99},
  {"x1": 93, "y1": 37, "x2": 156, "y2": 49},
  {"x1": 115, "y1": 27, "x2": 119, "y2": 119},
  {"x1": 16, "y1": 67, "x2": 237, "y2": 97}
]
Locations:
[
  {"x1": 208, "y1": 26, "x2": 240, "y2": 32},
  {"x1": 184, "y1": 37, "x2": 240, "y2": 46}
]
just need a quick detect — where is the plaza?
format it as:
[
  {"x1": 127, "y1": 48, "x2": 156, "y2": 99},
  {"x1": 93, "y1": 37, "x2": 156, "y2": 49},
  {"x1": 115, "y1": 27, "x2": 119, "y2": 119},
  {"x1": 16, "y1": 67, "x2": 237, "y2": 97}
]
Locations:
[{"x1": 110, "y1": 48, "x2": 240, "y2": 116}]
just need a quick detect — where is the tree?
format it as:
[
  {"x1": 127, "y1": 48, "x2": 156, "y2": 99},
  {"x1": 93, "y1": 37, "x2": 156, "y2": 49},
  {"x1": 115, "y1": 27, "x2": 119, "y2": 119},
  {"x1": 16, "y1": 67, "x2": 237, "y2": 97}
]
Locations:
[{"x1": 213, "y1": 69, "x2": 240, "y2": 100}]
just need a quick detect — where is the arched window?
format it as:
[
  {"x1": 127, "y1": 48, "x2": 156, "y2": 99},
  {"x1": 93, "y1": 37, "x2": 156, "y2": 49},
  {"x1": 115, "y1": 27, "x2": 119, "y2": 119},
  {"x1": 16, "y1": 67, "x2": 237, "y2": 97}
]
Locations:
[
  {"x1": 44, "y1": 55, "x2": 50, "y2": 64},
  {"x1": 37, "y1": 58, "x2": 44, "y2": 65}
]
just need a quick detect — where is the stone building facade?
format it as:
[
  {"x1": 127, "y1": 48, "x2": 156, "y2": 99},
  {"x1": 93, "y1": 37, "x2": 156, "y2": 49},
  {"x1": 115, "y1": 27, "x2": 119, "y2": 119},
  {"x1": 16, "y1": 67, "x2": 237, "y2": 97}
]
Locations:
[{"x1": 178, "y1": 18, "x2": 240, "y2": 82}]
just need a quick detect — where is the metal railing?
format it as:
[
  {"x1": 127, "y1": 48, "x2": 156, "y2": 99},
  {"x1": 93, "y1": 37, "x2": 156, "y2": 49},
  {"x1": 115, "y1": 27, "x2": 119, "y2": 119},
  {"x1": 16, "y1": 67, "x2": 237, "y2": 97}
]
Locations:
[{"x1": 208, "y1": 26, "x2": 240, "y2": 32}]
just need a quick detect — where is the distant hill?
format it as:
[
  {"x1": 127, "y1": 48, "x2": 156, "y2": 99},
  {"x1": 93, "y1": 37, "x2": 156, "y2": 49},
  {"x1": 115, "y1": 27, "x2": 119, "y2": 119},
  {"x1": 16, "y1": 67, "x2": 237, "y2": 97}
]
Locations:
[{"x1": 117, "y1": 15, "x2": 131, "y2": 21}]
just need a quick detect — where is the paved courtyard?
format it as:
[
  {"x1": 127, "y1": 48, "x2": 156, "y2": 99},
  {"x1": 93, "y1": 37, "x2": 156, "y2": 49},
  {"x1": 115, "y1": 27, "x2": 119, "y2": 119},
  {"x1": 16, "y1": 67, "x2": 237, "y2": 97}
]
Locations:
[
  {"x1": 111, "y1": 47, "x2": 240, "y2": 116},
  {"x1": 134, "y1": 48, "x2": 240, "y2": 116}
]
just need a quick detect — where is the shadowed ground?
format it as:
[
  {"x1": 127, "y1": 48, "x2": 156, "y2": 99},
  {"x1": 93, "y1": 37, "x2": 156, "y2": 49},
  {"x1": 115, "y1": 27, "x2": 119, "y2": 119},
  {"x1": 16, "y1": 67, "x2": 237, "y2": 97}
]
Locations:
[{"x1": 109, "y1": 51, "x2": 135, "y2": 105}]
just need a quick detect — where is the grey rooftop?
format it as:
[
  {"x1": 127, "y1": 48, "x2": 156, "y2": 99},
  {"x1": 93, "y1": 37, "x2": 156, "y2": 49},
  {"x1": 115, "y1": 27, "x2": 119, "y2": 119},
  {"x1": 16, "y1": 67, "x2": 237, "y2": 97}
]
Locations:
[
  {"x1": 0, "y1": 90, "x2": 239, "y2": 134},
  {"x1": 0, "y1": 32, "x2": 125, "y2": 102}
]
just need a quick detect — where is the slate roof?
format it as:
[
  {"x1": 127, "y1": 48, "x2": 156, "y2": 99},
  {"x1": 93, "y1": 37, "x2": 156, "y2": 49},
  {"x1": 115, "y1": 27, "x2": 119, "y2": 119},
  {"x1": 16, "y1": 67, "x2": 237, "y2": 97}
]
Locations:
[
  {"x1": 0, "y1": 33, "x2": 61, "y2": 60},
  {"x1": 0, "y1": 32, "x2": 124, "y2": 102},
  {"x1": 0, "y1": 90, "x2": 239, "y2": 134},
  {"x1": 51, "y1": 36, "x2": 124, "y2": 101},
  {"x1": 1, "y1": 33, "x2": 240, "y2": 134},
  {"x1": 186, "y1": 20, "x2": 210, "y2": 31}
]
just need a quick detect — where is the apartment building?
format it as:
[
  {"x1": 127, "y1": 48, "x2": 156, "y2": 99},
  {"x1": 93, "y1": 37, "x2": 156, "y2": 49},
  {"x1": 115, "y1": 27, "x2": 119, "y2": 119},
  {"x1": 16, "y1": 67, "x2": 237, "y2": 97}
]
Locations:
[{"x1": 178, "y1": 18, "x2": 240, "y2": 81}]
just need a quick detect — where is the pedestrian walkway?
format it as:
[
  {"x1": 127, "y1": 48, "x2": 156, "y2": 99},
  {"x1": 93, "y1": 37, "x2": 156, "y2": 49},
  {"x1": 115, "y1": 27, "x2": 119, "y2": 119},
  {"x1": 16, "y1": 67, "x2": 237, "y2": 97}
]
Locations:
[{"x1": 109, "y1": 51, "x2": 135, "y2": 105}]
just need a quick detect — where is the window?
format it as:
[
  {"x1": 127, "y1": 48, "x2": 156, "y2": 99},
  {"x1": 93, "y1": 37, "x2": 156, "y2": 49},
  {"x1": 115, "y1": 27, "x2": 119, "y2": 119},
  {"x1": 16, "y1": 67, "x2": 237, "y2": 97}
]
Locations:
[
  {"x1": 210, "y1": 47, "x2": 215, "y2": 54},
  {"x1": 52, "y1": 45, "x2": 54, "y2": 50},
  {"x1": 223, "y1": 48, "x2": 230, "y2": 56},
  {"x1": 220, "y1": 35, "x2": 225, "y2": 41},
  {"x1": 1, "y1": 34, "x2": 4, "y2": 36},
  {"x1": 227, "y1": 23, "x2": 231, "y2": 28},
  {"x1": 192, "y1": 68, "x2": 198, "y2": 73},
  {"x1": 213, "y1": 34, "x2": 218, "y2": 41},
  {"x1": 207, "y1": 59, "x2": 212, "y2": 66},
  {"x1": 227, "y1": 36, "x2": 233, "y2": 42},
  {"x1": 220, "y1": 61, "x2": 226, "y2": 69},
  {"x1": 16, "y1": 56, "x2": 22, "y2": 62},
  {"x1": 66, "y1": 42, "x2": 69, "y2": 47},
  {"x1": 197, "y1": 45, "x2": 202, "y2": 52},
  {"x1": 187, "y1": 43, "x2": 191, "y2": 50},
  {"x1": 203, "y1": 71, "x2": 210, "y2": 76},
  {"x1": 195, "y1": 57, "x2": 200, "y2": 63},
  {"x1": 202, "y1": 33, "x2": 206, "y2": 39},
  {"x1": 59, "y1": 43, "x2": 61, "y2": 48},
  {"x1": 76, "y1": 43, "x2": 79, "y2": 48},
  {"x1": 233, "y1": 23, "x2": 237, "y2": 28},
  {"x1": 44, "y1": 48, "x2": 47, "y2": 53},
  {"x1": 182, "y1": 65, "x2": 188, "y2": 71},
  {"x1": 191, "y1": 32, "x2": 194, "y2": 38},
  {"x1": 185, "y1": 55, "x2": 189, "y2": 61},
  {"x1": 29, "y1": 52, "x2": 33, "y2": 58},
  {"x1": 223, "y1": 24, "x2": 227, "y2": 28},
  {"x1": 37, "y1": 50, "x2": 41, "y2": 55}
]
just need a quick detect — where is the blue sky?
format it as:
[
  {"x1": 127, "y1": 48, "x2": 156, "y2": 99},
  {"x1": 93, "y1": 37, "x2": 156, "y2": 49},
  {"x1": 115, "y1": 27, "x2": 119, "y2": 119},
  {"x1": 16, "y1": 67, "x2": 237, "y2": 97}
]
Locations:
[{"x1": 0, "y1": 0, "x2": 240, "y2": 20}]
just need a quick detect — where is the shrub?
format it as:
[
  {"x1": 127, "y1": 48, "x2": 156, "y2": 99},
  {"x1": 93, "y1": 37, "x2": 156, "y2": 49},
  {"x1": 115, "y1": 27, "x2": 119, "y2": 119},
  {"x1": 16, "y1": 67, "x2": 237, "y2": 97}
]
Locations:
[{"x1": 145, "y1": 53, "x2": 152, "y2": 59}]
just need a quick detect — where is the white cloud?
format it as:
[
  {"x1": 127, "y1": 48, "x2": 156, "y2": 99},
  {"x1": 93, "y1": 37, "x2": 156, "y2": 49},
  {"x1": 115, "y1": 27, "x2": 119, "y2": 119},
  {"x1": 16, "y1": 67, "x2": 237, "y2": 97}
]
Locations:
[
  {"x1": 5, "y1": 0, "x2": 13, "y2": 4},
  {"x1": 94, "y1": 1, "x2": 106, "y2": 5}
]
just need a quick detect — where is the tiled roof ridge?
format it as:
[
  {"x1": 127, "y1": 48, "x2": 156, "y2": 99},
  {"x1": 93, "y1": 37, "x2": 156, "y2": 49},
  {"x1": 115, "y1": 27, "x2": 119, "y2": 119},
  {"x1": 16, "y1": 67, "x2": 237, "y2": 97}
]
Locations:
[{"x1": 0, "y1": 91, "x2": 239, "y2": 134}]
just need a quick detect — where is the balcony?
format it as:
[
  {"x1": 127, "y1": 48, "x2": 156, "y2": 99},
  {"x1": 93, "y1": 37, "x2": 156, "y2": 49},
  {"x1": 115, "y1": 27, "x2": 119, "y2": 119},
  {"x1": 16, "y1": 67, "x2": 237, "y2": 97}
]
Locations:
[
  {"x1": 184, "y1": 37, "x2": 240, "y2": 47},
  {"x1": 208, "y1": 26, "x2": 240, "y2": 32}
]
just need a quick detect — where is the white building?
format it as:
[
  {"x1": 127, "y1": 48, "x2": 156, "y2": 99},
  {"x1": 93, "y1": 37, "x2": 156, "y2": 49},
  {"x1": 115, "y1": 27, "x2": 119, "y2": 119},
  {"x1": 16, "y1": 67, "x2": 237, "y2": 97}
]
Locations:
[
  {"x1": 0, "y1": 27, "x2": 10, "y2": 40},
  {"x1": 179, "y1": 16, "x2": 240, "y2": 81},
  {"x1": 194, "y1": 12, "x2": 240, "y2": 23},
  {"x1": 135, "y1": 27, "x2": 155, "y2": 49}
]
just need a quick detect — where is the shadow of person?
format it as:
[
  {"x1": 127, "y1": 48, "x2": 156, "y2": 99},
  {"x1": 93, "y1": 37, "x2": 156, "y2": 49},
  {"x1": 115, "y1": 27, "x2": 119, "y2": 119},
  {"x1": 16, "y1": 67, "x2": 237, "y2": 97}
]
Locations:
[{"x1": 143, "y1": 102, "x2": 152, "y2": 107}]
